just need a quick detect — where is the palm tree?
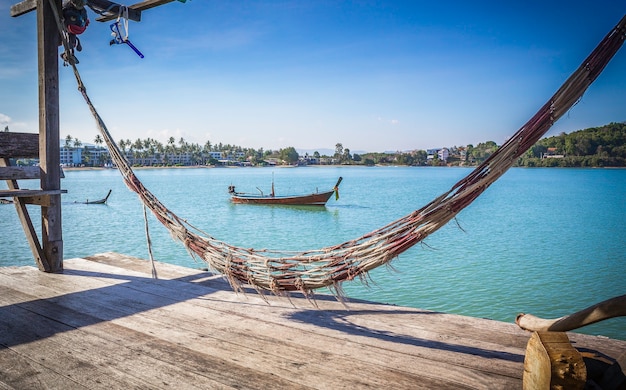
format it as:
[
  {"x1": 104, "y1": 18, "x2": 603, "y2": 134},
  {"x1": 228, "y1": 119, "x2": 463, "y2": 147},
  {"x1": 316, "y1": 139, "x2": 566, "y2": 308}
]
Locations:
[
  {"x1": 82, "y1": 148, "x2": 91, "y2": 166},
  {"x1": 133, "y1": 138, "x2": 143, "y2": 152},
  {"x1": 334, "y1": 143, "x2": 343, "y2": 163},
  {"x1": 155, "y1": 141, "x2": 165, "y2": 165},
  {"x1": 119, "y1": 139, "x2": 127, "y2": 154}
]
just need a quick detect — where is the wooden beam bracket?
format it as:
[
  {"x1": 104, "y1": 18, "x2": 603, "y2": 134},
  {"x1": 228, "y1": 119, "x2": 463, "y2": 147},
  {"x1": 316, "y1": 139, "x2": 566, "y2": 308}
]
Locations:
[
  {"x1": 0, "y1": 189, "x2": 67, "y2": 198},
  {"x1": 86, "y1": 0, "x2": 142, "y2": 22},
  {"x1": 9, "y1": 0, "x2": 37, "y2": 17},
  {"x1": 0, "y1": 132, "x2": 39, "y2": 159},
  {"x1": 10, "y1": 0, "x2": 181, "y2": 21},
  {"x1": 0, "y1": 166, "x2": 41, "y2": 180},
  {"x1": 0, "y1": 165, "x2": 66, "y2": 180}
]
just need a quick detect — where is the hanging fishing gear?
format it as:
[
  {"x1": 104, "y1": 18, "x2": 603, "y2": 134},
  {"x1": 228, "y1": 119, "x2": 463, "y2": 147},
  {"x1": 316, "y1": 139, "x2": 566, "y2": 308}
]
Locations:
[
  {"x1": 60, "y1": 0, "x2": 90, "y2": 65},
  {"x1": 109, "y1": 6, "x2": 144, "y2": 58}
]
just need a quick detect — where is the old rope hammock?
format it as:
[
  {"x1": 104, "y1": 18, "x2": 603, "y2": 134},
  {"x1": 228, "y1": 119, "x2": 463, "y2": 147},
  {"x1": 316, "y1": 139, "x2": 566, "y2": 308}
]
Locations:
[{"x1": 52, "y1": 5, "x2": 626, "y2": 299}]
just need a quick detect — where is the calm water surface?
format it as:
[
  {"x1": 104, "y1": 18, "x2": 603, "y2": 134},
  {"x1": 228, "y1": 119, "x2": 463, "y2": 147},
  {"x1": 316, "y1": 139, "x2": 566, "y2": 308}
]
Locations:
[{"x1": 1, "y1": 166, "x2": 624, "y2": 340}]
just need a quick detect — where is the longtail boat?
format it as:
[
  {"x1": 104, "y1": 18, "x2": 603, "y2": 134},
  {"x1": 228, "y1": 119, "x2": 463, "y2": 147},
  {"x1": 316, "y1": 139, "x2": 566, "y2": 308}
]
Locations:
[
  {"x1": 229, "y1": 177, "x2": 342, "y2": 206},
  {"x1": 75, "y1": 189, "x2": 112, "y2": 205}
]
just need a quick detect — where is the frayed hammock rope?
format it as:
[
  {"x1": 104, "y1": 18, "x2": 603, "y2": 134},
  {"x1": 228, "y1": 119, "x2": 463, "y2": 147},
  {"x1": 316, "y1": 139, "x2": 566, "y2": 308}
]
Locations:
[{"x1": 54, "y1": 4, "x2": 625, "y2": 298}]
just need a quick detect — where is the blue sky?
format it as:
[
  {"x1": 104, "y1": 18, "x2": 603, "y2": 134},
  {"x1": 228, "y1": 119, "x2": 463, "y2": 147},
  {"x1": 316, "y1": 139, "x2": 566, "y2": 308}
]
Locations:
[{"x1": 1, "y1": 1, "x2": 625, "y2": 153}]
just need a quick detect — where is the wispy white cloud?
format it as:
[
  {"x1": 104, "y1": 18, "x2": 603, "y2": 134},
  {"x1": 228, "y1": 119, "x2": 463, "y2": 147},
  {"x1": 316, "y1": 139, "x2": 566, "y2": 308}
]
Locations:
[
  {"x1": 0, "y1": 113, "x2": 10, "y2": 128},
  {"x1": 376, "y1": 116, "x2": 399, "y2": 125},
  {"x1": 0, "y1": 114, "x2": 32, "y2": 132},
  {"x1": 146, "y1": 128, "x2": 191, "y2": 144}
]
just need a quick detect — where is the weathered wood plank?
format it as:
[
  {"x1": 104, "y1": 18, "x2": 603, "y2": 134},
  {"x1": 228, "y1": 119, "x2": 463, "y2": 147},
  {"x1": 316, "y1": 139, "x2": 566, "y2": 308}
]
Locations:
[
  {"x1": 0, "y1": 286, "x2": 300, "y2": 389},
  {"x1": 0, "y1": 344, "x2": 87, "y2": 390},
  {"x1": 0, "y1": 166, "x2": 41, "y2": 180},
  {"x1": 85, "y1": 252, "x2": 218, "y2": 281},
  {"x1": 12, "y1": 0, "x2": 178, "y2": 21},
  {"x1": 82, "y1": 254, "x2": 626, "y2": 359},
  {"x1": 0, "y1": 165, "x2": 65, "y2": 180},
  {"x1": 128, "y1": 0, "x2": 176, "y2": 11},
  {"x1": 0, "y1": 295, "x2": 232, "y2": 389},
  {"x1": 1, "y1": 256, "x2": 624, "y2": 389},
  {"x1": 0, "y1": 304, "x2": 135, "y2": 389},
  {"x1": 0, "y1": 132, "x2": 39, "y2": 159},
  {"x1": 85, "y1": 254, "x2": 531, "y2": 352},
  {"x1": 9, "y1": 0, "x2": 36, "y2": 17},
  {"x1": 85, "y1": 0, "x2": 142, "y2": 22},
  {"x1": 0, "y1": 266, "x2": 474, "y2": 389},
  {"x1": 11, "y1": 0, "x2": 140, "y2": 20},
  {"x1": 72, "y1": 257, "x2": 528, "y2": 381},
  {"x1": 0, "y1": 268, "x2": 527, "y2": 389},
  {"x1": 0, "y1": 189, "x2": 66, "y2": 198},
  {"x1": 0, "y1": 262, "x2": 518, "y2": 389}
]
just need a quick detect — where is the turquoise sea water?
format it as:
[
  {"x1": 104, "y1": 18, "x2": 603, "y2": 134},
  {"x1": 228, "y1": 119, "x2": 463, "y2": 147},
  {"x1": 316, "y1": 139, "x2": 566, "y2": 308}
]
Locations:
[{"x1": 1, "y1": 166, "x2": 624, "y2": 340}]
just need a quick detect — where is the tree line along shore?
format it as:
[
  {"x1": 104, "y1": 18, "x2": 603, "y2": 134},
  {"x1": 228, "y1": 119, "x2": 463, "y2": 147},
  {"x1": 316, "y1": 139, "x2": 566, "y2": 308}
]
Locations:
[{"x1": 7, "y1": 122, "x2": 625, "y2": 168}]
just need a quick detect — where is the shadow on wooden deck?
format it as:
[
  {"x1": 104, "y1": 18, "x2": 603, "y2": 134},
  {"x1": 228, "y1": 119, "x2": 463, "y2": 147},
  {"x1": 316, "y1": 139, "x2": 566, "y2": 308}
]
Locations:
[
  {"x1": 2, "y1": 266, "x2": 519, "y2": 364},
  {"x1": 288, "y1": 309, "x2": 524, "y2": 363}
]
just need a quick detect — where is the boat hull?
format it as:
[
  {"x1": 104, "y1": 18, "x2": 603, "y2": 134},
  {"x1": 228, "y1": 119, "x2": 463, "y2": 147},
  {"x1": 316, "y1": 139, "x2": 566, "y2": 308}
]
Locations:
[{"x1": 230, "y1": 190, "x2": 335, "y2": 206}]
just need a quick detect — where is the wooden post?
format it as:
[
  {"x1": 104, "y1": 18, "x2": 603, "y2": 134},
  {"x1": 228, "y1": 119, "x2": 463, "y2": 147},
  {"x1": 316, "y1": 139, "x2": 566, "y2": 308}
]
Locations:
[
  {"x1": 9, "y1": 0, "x2": 181, "y2": 272},
  {"x1": 37, "y1": 0, "x2": 63, "y2": 272}
]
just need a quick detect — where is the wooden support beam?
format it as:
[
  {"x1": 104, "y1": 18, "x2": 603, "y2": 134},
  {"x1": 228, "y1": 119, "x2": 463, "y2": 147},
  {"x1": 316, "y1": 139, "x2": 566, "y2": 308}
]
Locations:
[
  {"x1": 127, "y1": 0, "x2": 177, "y2": 10},
  {"x1": 10, "y1": 0, "x2": 176, "y2": 21},
  {"x1": 94, "y1": 0, "x2": 179, "y2": 22},
  {"x1": 84, "y1": 0, "x2": 141, "y2": 22},
  {"x1": 0, "y1": 189, "x2": 66, "y2": 198},
  {"x1": 37, "y1": 0, "x2": 63, "y2": 272},
  {"x1": 0, "y1": 166, "x2": 65, "y2": 180},
  {"x1": 0, "y1": 193, "x2": 60, "y2": 206},
  {"x1": 0, "y1": 166, "x2": 42, "y2": 180},
  {"x1": 11, "y1": 0, "x2": 140, "y2": 20},
  {"x1": 20, "y1": 195, "x2": 53, "y2": 206},
  {"x1": 0, "y1": 132, "x2": 39, "y2": 158},
  {"x1": 1, "y1": 159, "x2": 49, "y2": 272},
  {"x1": 10, "y1": 0, "x2": 36, "y2": 17}
]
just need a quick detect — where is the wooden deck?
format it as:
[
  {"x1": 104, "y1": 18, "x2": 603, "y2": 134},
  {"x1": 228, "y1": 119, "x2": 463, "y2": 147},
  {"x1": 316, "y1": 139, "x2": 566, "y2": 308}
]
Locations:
[{"x1": 1, "y1": 253, "x2": 624, "y2": 389}]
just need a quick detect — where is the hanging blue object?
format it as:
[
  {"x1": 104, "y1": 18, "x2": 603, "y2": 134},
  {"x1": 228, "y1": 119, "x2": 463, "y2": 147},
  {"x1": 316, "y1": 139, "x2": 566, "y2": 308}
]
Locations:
[{"x1": 109, "y1": 20, "x2": 144, "y2": 58}]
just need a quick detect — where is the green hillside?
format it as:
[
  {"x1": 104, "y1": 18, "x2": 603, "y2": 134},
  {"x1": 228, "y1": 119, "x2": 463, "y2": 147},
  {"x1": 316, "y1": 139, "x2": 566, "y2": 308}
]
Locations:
[{"x1": 516, "y1": 122, "x2": 626, "y2": 167}]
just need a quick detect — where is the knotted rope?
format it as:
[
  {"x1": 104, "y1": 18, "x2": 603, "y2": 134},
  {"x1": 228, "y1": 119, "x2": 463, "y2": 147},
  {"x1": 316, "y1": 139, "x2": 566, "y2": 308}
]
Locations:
[{"x1": 51, "y1": 3, "x2": 626, "y2": 298}]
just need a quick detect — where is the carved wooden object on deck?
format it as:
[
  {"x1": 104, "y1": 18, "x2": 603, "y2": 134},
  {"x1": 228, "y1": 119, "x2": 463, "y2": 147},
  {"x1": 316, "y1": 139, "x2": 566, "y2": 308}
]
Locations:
[{"x1": 523, "y1": 331, "x2": 586, "y2": 390}]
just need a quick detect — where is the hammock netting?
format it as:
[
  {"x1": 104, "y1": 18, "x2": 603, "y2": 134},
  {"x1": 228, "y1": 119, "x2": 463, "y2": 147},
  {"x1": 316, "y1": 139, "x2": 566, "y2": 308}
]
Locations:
[{"x1": 57, "y1": 7, "x2": 625, "y2": 298}]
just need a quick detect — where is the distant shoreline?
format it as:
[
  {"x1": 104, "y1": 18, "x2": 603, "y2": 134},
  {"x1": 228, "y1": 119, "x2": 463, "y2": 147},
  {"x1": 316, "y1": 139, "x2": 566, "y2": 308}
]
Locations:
[
  {"x1": 61, "y1": 165, "x2": 625, "y2": 171},
  {"x1": 61, "y1": 165, "x2": 352, "y2": 171},
  {"x1": 62, "y1": 165, "x2": 219, "y2": 171}
]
